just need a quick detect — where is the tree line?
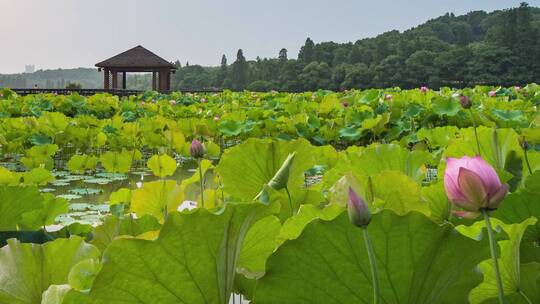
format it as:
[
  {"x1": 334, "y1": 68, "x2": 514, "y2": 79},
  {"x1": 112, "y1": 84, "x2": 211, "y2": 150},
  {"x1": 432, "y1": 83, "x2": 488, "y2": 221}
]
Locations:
[
  {"x1": 172, "y1": 3, "x2": 540, "y2": 91},
  {"x1": 1, "y1": 3, "x2": 539, "y2": 91}
]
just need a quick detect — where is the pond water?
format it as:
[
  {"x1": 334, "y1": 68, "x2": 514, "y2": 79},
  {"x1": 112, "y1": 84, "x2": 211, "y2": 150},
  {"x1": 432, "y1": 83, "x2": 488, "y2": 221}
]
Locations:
[{"x1": 1, "y1": 156, "x2": 198, "y2": 226}]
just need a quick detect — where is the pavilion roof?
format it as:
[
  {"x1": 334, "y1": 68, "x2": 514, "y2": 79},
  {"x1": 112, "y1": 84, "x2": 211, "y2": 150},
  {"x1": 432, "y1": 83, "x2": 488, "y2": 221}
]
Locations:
[{"x1": 95, "y1": 45, "x2": 176, "y2": 69}]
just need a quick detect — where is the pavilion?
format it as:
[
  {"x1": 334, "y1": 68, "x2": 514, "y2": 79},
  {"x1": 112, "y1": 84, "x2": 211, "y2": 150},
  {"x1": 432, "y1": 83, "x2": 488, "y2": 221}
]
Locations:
[{"x1": 95, "y1": 45, "x2": 177, "y2": 93}]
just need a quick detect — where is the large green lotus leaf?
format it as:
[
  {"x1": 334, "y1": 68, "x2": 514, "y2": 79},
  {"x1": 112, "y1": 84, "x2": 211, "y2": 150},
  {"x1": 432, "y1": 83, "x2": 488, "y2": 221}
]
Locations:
[
  {"x1": 90, "y1": 214, "x2": 161, "y2": 252},
  {"x1": 237, "y1": 215, "x2": 281, "y2": 277},
  {"x1": 163, "y1": 130, "x2": 185, "y2": 153},
  {"x1": 38, "y1": 111, "x2": 69, "y2": 134},
  {"x1": 338, "y1": 126, "x2": 362, "y2": 141},
  {"x1": 217, "y1": 138, "x2": 316, "y2": 200},
  {"x1": 442, "y1": 127, "x2": 521, "y2": 171},
  {"x1": 63, "y1": 202, "x2": 278, "y2": 304},
  {"x1": 371, "y1": 171, "x2": 430, "y2": 216},
  {"x1": 108, "y1": 188, "x2": 132, "y2": 206},
  {"x1": 491, "y1": 109, "x2": 528, "y2": 128},
  {"x1": 0, "y1": 186, "x2": 43, "y2": 231},
  {"x1": 421, "y1": 181, "x2": 451, "y2": 223},
  {"x1": 346, "y1": 144, "x2": 432, "y2": 182},
  {"x1": 522, "y1": 128, "x2": 540, "y2": 144},
  {"x1": 179, "y1": 159, "x2": 214, "y2": 205},
  {"x1": 416, "y1": 126, "x2": 459, "y2": 148},
  {"x1": 131, "y1": 180, "x2": 184, "y2": 222},
  {"x1": 432, "y1": 97, "x2": 461, "y2": 116},
  {"x1": 259, "y1": 185, "x2": 326, "y2": 221},
  {"x1": 0, "y1": 237, "x2": 100, "y2": 304},
  {"x1": 318, "y1": 94, "x2": 340, "y2": 115},
  {"x1": 219, "y1": 120, "x2": 244, "y2": 137},
  {"x1": 147, "y1": 154, "x2": 177, "y2": 177},
  {"x1": 99, "y1": 151, "x2": 133, "y2": 173},
  {"x1": 19, "y1": 194, "x2": 68, "y2": 230},
  {"x1": 0, "y1": 167, "x2": 21, "y2": 185},
  {"x1": 41, "y1": 285, "x2": 71, "y2": 304},
  {"x1": 68, "y1": 259, "x2": 102, "y2": 292},
  {"x1": 21, "y1": 167, "x2": 55, "y2": 185},
  {"x1": 67, "y1": 154, "x2": 99, "y2": 174},
  {"x1": 276, "y1": 203, "x2": 344, "y2": 246},
  {"x1": 522, "y1": 170, "x2": 540, "y2": 194},
  {"x1": 253, "y1": 210, "x2": 489, "y2": 304},
  {"x1": 469, "y1": 217, "x2": 537, "y2": 304},
  {"x1": 492, "y1": 189, "x2": 540, "y2": 243}
]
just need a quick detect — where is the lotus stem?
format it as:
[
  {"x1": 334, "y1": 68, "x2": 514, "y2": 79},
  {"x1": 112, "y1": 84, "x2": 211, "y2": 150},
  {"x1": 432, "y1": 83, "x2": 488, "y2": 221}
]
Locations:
[
  {"x1": 518, "y1": 290, "x2": 533, "y2": 304},
  {"x1": 482, "y1": 209, "x2": 505, "y2": 304},
  {"x1": 285, "y1": 186, "x2": 294, "y2": 217},
  {"x1": 198, "y1": 158, "x2": 205, "y2": 208},
  {"x1": 523, "y1": 147, "x2": 533, "y2": 175},
  {"x1": 469, "y1": 108, "x2": 481, "y2": 157},
  {"x1": 362, "y1": 228, "x2": 380, "y2": 304}
]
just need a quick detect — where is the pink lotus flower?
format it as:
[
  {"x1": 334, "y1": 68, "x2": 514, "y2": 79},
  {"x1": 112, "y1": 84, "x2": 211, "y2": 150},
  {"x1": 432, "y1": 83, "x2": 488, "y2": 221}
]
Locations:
[
  {"x1": 141, "y1": 101, "x2": 145, "y2": 106},
  {"x1": 488, "y1": 91, "x2": 497, "y2": 97},
  {"x1": 420, "y1": 86, "x2": 428, "y2": 93},
  {"x1": 169, "y1": 100, "x2": 177, "y2": 105},
  {"x1": 200, "y1": 98, "x2": 207, "y2": 103},
  {"x1": 459, "y1": 95, "x2": 471, "y2": 109},
  {"x1": 214, "y1": 115, "x2": 221, "y2": 121},
  {"x1": 514, "y1": 86, "x2": 521, "y2": 91},
  {"x1": 347, "y1": 187, "x2": 371, "y2": 228},
  {"x1": 189, "y1": 139, "x2": 205, "y2": 159},
  {"x1": 385, "y1": 94, "x2": 393, "y2": 101},
  {"x1": 444, "y1": 156, "x2": 508, "y2": 218}
]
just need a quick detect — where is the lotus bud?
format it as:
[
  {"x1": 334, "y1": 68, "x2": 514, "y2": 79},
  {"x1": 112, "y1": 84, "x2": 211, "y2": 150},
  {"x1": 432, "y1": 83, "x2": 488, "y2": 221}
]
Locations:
[
  {"x1": 420, "y1": 86, "x2": 428, "y2": 93},
  {"x1": 169, "y1": 100, "x2": 177, "y2": 105},
  {"x1": 444, "y1": 156, "x2": 508, "y2": 218},
  {"x1": 141, "y1": 101, "x2": 145, "y2": 106},
  {"x1": 385, "y1": 94, "x2": 393, "y2": 101},
  {"x1": 515, "y1": 86, "x2": 521, "y2": 91},
  {"x1": 268, "y1": 152, "x2": 296, "y2": 190},
  {"x1": 347, "y1": 187, "x2": 371, "y2": 228},
  {"x1": 488, "y1": 91, "x2": 497, "y2": 97},
  {"x1": 341, "y1": 101, "x2": 350, "y2": 108},
  {"x1": 214, "y1": 115, "x2": 221, "y2": 121},
  {"x1": 518, "y1": 136, "x2": 530, "y2": 151},
  {"x1": 200, "y1": 98, "x2": 207, "y2": 103},
  {"x1": 189, "y1": 139, "x2": 206, "y2": 159},
  {"x1": 459, "y1": 95, "x2": 471, "y2": 109}
]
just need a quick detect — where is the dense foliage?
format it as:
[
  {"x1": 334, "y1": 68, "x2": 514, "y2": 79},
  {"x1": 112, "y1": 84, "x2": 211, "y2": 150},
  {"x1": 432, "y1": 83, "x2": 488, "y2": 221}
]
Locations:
[
  {"x1": 2, "y1": 4, "x2": 540, "y2": 92},
  {"x1": 0, "y1": 84, "x2": 540, "y2": 303}
]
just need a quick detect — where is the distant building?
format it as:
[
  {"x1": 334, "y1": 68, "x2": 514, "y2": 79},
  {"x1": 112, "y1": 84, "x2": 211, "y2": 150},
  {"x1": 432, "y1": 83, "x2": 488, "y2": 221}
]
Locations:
[{"x1": 24, "y1": 65, "x2": 35, "y2": 73}]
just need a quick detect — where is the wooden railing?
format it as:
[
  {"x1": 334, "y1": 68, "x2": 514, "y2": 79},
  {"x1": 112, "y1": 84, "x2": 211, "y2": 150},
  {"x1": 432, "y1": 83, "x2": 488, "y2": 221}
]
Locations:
[{"x1": 8, "y1": 88, "x2": 224, "y2": 96}]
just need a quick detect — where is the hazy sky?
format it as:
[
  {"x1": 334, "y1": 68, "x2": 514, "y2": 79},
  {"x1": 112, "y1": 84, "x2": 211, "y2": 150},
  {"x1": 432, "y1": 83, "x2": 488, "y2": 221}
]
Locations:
[{"x1": 0, "y1": 0, "x2": 538, "y2": 73}]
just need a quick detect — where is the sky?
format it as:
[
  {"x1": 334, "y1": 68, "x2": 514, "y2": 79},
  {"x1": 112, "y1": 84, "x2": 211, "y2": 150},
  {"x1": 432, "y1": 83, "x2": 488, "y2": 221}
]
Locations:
[{"x1": 0, "y1": 0, "x2": 538, "y2": 73}]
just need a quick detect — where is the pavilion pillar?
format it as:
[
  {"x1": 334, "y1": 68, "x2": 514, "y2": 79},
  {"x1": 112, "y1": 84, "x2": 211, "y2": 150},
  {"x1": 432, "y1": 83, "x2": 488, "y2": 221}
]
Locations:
[
  {"x1": 112, "y1": 71, "x2": 118, "y2": 89},
  {"x1": 152, "y1": 71, "x2": 157, "y2": 91},
  {"x1": 122, "y1": 72, "x2": 127, "y2": 90},
  {"x1": 159, "y1": 70, "x2": 167, "y2": 93},
  {"x1": 166, "y1": 71, "x2": 171, "y2": 91},
  {"x1": 104, "y1": 68, "x2": 110, "y2": 90}
]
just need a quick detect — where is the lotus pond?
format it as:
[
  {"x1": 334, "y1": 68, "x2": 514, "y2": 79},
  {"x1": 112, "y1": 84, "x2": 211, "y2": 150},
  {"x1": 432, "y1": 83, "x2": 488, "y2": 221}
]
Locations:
[{"x1": 0, "y1": 86, "x2": 540, "y2": 304}]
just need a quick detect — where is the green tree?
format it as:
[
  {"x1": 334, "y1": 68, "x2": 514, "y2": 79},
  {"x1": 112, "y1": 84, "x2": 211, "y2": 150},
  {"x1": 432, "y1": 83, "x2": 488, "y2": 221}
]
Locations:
[
  {"x1": 215, "y1": 54, "x2": 228, "y2": 87},
  {"x1": 298, "y1": 38, "x2": 315, "y2": 64},
  {"x1": 278, "y1": 48, "x2": 288, "y2": 62},
  {"x1": 229, "y1": 49, "x2": 249, "y2": 90},
  {"x1": 299, "y1": 62, "x2": 332, "y2": 91}
]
